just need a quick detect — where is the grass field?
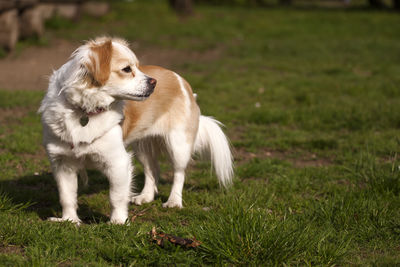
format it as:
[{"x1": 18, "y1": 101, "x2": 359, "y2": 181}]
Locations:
[{"x1": 1, "y1": 0, "x2": 400, "y2": 265}]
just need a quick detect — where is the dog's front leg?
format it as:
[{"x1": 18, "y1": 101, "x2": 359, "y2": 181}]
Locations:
[
  {"x1": 106, "y1": 159, "x2": 132, "y2": 224},
  {"x1": 49, "y1": 162, "x2": 81, "y2": 225},
  {"x1": 99, "y1": 127, "x2": 133, "y2": 224}
]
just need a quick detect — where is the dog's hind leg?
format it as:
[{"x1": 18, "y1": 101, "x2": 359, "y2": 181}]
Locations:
[
  {"x1": 48, "y1": 162, "x2": 81, "y2": 225},
  {"x1": 132, "y1": 139, "x2": 160, "y2": 205},
  {"x1": 79, "y1": 169, "x2": 89, "y2": 188},
  {"x1": 162, "y1": 129, "x2": 193, "y2": 209}
]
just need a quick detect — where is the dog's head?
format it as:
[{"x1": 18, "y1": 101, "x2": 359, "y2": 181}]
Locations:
[{"x1": 71, "y1": 37, "x2": 156, "y2": 102}]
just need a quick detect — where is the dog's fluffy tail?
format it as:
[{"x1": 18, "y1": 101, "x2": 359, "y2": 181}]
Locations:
[{"x1": 194, "y1": 116, "x2": 234, "y2": 187}]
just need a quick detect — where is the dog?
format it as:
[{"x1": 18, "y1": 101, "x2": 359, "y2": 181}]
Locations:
[{"x1": 39, "y1": 37, "x2": 233, "y2": 224}]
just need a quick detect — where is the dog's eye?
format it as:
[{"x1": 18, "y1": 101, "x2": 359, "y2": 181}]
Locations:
[{"x1": 122, "y1": 66, "x2": 132, "y2": 73}]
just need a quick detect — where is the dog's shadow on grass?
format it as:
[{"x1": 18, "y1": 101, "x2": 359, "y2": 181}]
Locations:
[
  {"x1": 0, "y1": 170, "x2": 129, "y2": 224},
  {"x1": 1, "y1": 168, "x2": 195, "y2": 223}
]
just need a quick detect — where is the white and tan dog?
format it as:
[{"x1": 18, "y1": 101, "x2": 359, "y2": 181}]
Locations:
[{"x1": 39, "y1": 37, "x2": 233, "y2": 224}]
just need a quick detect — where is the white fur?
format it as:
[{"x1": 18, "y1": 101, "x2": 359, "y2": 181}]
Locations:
[
  {"x1": 131, "y1": 116, "x2": 234, "y2": 208},
  {"x1": 174, "y1": 72, "x2": 191, "y2": 113},
  {"x1": 194, "y1": 116, "x2": 234, "y2": 187}
]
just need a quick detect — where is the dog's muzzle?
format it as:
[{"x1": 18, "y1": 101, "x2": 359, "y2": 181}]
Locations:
[{"x1": 116, "y1": 77, "x2": 157, "y2": 101}]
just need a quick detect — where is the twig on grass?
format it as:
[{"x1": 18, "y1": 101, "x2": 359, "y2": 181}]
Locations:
[{"x1": 130, "y1": 205, "x2": 155, "y2": 222}]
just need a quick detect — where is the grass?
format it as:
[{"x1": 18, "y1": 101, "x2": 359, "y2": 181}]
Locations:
[{"x1": 1, "y1": 0, "x2": 400, "y2": 265}]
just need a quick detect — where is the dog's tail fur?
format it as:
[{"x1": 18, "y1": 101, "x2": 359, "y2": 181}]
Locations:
[{"x1": 194, "y1": 116, "x2": 234, "y2": 187}]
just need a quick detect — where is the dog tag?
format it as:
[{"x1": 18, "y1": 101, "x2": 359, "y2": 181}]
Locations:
[{"x1": 80, "y1": 115, "x2": 89, "y2": 126}]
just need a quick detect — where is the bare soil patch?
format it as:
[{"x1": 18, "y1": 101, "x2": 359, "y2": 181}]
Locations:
[
  {"x1": 0, "y1": 107, "x2": 34, "y2": 124},
  {"x1": 235, "y1": 146, "x2": 333, "y2": 168},
  {"x1": 0, "y1": 244, "x2": 25, "y2": 255},
  {"x1": 0, "y1": 39, "x2": 80, "y2": 91}
]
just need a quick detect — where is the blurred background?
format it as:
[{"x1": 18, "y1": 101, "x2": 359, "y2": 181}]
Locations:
[{"x1": 0, "y1": 0, "x2": 398, "y2": 53}]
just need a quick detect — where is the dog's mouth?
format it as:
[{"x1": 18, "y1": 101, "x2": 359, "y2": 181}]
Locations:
[
  {"x1": 114, "y1": 91, "x2": 153, "y2": 101},
  {"x1": 131, "y1": 92, "x2": 152, "y2": 98},
  {"x1": 123, "y1": 95, "x2": 150, "y2": 101}
]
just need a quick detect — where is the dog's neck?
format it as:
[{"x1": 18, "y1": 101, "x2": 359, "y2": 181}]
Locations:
[{"x1": 63, "y1": 86, "x2": 116, "y2": 115}]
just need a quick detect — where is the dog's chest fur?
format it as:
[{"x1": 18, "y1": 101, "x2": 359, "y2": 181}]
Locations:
[{"x1": 40, "y1": 87, "x2": 126, "y2": 160}]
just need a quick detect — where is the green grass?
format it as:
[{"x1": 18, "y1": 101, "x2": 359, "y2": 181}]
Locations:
[{"x1": 1, "y1": 0, "x2": 400, "y2": 265}]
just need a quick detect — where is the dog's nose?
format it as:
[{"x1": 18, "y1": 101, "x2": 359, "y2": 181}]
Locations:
[{"x1": 147, "y1": 78, "x2": 157, "y2": 89}]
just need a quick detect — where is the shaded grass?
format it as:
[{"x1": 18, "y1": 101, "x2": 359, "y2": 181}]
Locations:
[{"x1": 1, "y1": 0, "x2": 400, "y2": 265}]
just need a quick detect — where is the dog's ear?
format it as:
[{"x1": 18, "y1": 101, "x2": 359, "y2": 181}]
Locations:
[{"x1": 85, "y1": 40, "x2": 112, "y2": 86}]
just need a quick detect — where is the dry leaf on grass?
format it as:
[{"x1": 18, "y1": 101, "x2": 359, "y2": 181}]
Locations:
[{"x1": 149, "y1": 227, "x2": 201, "y2": 249}]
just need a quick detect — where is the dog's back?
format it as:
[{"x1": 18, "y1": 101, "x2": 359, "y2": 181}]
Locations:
[{"x1": 122, "y1": 65, "x2": 200, "y2": 143}]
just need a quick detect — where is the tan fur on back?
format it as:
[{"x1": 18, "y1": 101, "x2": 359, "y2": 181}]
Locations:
[{"x1": 122, "y1": 65, "x2": 199, "y2": 141}]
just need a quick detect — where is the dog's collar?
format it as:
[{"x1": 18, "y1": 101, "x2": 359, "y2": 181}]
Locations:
[
  {"x1": 83, "y1": 107, "x2": 107, "y2": 116},
  {"x1": 79, "y1": 107, "x2": 107, "y2": 127}
]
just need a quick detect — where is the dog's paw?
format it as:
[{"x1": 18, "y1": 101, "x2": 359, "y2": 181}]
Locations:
[
  {"x1": 110, "y1": 209, "x2": 129, "y2": 225},
  {"x1": 109, "y1": 217, "x2": 129, "y2": 225},
  {"x1": 48, "y1": 217, "x2": 81, "y2": 226},
  {"x1": 132, "y1": 193, "x2": 154, "y2": 205},
  {"x1": 162, "y1": 200, "x2": 183, "y2": 209}
]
